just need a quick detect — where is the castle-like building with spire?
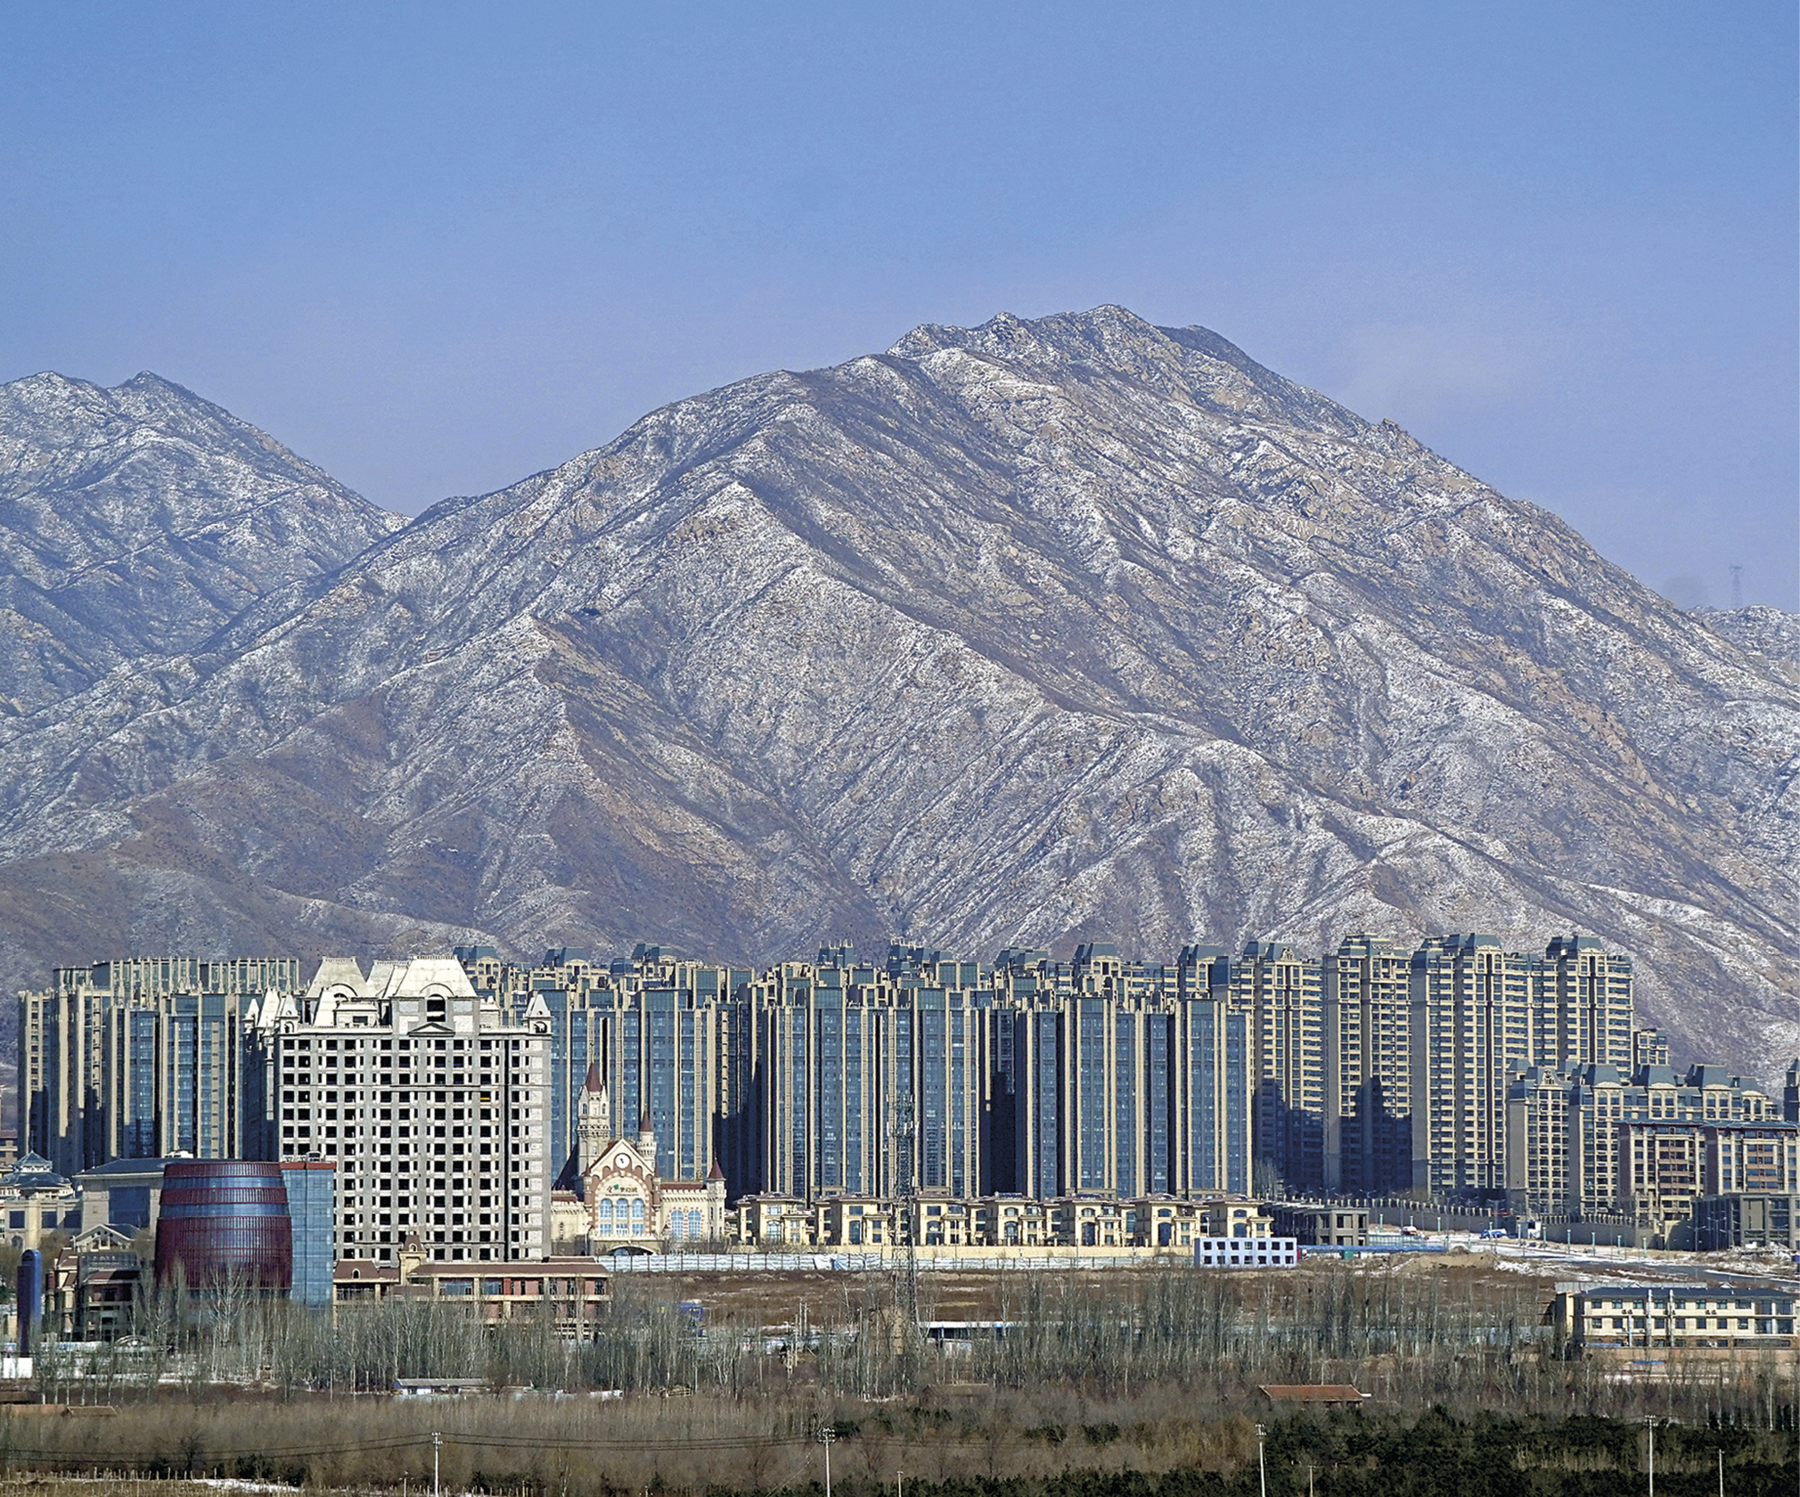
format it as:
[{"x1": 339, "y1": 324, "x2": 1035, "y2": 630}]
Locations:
[{"x1": 549, "y1": 1062, "x2": 726, "y2": 1252}]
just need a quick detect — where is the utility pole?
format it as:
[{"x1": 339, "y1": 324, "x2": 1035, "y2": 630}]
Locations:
[
  {"x1": 1646, "y1": 1415, "x2": 1654, "y2": 1497},
  {"x1": 819, "y1": 1425, "x2": 836, "y2": 1497},
  {"x1": 1255, "y1": 1424, "x2": 1267, "y2": 1497},
  {"x1": 433, "y1": 1432, "x2": 441, "y2": 1497}
]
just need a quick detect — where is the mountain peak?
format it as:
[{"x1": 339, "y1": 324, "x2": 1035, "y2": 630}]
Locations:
[
  {"x1": 881, "y1": 304, "x2": 1366, "y2": 439},
  {"x1": 118, "y1": 369, "x2": 204, "y2": 401},
  {"x1": 3, "y1": 368, "x2": 203, "y2": 412},
  {"x1": 0, "y1": 369, "x2": 404, "y2": 711},
  {"x1": 887, "y1": 303, "x2": 1167, "y2": 364}
]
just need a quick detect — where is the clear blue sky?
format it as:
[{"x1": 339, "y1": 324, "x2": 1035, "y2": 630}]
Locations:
[{"x1": 3, "y1": 2, "x2": 1795, "y2": 607}]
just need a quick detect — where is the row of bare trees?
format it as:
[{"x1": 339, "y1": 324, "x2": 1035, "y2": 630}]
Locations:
[{"x1": 22, "y1": 1259, "x2": 1800, "y2": 1442}]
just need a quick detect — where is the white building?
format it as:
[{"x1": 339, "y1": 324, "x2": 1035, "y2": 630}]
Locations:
[
  {"x1": 248, "y1": 956, "x2": 554, "y2": 1265},
  {"x1": 1193, "y1": 1236, "x2": 1298, "y2": 1268}
]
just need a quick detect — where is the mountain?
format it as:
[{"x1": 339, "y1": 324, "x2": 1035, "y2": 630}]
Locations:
[
  {"x1": 0, "y1": 371, "x2": 403, "y2": 713},
  {"x1": 1, "y1": 309, "x2": 1795, "y2": 1078},
  {"x1": 1697, "y1": 606, "x2": 1800, "y2": 678},
  {"x1": 0, "y1": 370, "x2": 444, "y2": 1001}
]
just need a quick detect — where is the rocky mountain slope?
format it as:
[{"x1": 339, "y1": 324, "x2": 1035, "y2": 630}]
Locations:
[
  {"x1": 1697, "y1": 606, "x2": 1800, "y2": 678},
  {"x1": 2, "y1": 309, "x2": 1795, "y2": 1076},
  {"x1": 0, "y1": 371, "x2": 403, "y2": 713}
]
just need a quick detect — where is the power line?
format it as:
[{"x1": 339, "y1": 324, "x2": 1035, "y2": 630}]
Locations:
[{"x1": 0, "y1": 1429, "x2": 825, "y2": 1464}]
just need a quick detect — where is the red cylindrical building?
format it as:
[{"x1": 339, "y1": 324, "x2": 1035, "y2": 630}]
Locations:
[{"x1": 154, "y1": 1161, "x2": 293, "y2": 1291}]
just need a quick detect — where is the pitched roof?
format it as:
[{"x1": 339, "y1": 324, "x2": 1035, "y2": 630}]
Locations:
[{"x1": 1257, "y1": 1385, "x2": 1369, "y2": 1404}]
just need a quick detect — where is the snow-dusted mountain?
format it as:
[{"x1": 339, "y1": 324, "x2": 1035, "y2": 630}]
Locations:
[
  {"x1": 0, "y1": 371, "x2": 402, "y2": 712},
  {"x1": 2, "y1": 310, "x2": 1795, "y2": 1076}
]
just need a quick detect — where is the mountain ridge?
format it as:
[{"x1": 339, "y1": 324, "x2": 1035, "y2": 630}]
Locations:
[{"x1": 0, "y1": 309, "x2": 1795, "y2": 1079}]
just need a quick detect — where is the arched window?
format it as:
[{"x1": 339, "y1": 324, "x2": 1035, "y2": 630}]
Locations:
[
  {"x1": 688, "y1": 1209, "x2": 703, "y2": 1238},
  {"x1": 669, "y1": 1211, "x2": 685, "y2": 1241},
  {"x1": 630, "y1": 1197, "x2": 645, "y2": 1230},
  {"x1": 597, "y1": 1198, "x2": 614, "y2": 1224}
]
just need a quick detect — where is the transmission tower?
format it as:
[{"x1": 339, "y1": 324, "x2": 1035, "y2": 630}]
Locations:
[
  {"x1": 1730, "y1": 564, "x2": 1744, "y2": 610},
  {"x1": 890, "y1": 1093, "x2": 920, "y2": 1332}
]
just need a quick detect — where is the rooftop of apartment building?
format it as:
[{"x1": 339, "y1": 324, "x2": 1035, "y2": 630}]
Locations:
[{"x1": 21, "y1": 929, "x2": 1647, "y2": 1003}]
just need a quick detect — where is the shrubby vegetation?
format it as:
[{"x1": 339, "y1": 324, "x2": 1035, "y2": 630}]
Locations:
[{"x1": 3, "y1": 1261, "x2": 1798, "y2": 1493}]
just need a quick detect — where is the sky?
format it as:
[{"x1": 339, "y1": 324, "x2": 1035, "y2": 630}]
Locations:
[{"x1": 2, "y1": 2, "x2": 1795, "y2": 608}]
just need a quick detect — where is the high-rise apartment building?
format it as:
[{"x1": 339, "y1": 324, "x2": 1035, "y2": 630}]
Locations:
[
  {"x1": 593, "y1": 984, "x2": 725, "y2": 1185},
  {"x1": 1418, "y1": 932, "x2": 1638, "y2": 1204},
  {"x1": 1324, "y1": 934, "x2": 1410, "y2": 1194},
  {"x1": 55, "y1": 958, "x2": 301, "y2": 1001},
  {"x1": 1408, "y1": 934, "x2": 1531, "y2": 1196},
  {"x1": 106, "y1": 992, "x2": 247, "y2": 1162},
  {"x1": 1503, "y1": 1065, "x2": 1571, "y2": 1216},
  {"x1": 1002, "y1": 945, "x2": 1248, "y2": 1200},
  {"x1": 912, "y1": 982, "x2": 987, "y2": 1198},
  {"x1": 19, "y1": 958, "x2": 292, "y2": 1173},
  {"x1": 1705, "y1": 1123, "x2": 1800, "y2": 1198},
  {"x1": 471, "y1": 947, "x2": 749, "y2": 1194},
  {"x1": 247, "y1": 957, "x2": 554, "y2": 1265},
  {"x1": 1533, "y1": 936, "x2": 1634, "y2": 1072},
  {"x1": 1171, "y1": 946, "x2": 1252, "y2": 1197},
  {"x1": 1010, "y1": 1004, "x2": 1062, "y2": 1199},
  {"x1": 1059, "y1": 992, "x2": 1155, "y2": 1197},
  {"x1": 18, "y1": 984, "x2": 103, "y2": 1174},
  {"x1": 1232, "y1": 942, "x2": 1324, "y2": 1193},
  {"x1": 758, "y1": 962, "x2": 894, "y2": 1199},
  {"x1": 755, "y1": 960, "x2": 987, "y2": 1201},
  {"x1": 1619, "y1": 1119, "x2": 1799, "y2": 1234}
]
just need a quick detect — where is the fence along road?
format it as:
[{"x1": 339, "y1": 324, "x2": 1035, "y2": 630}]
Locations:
[{"x1": 600, "y1": 1251, "x2": 1206, "y2": 1273}]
